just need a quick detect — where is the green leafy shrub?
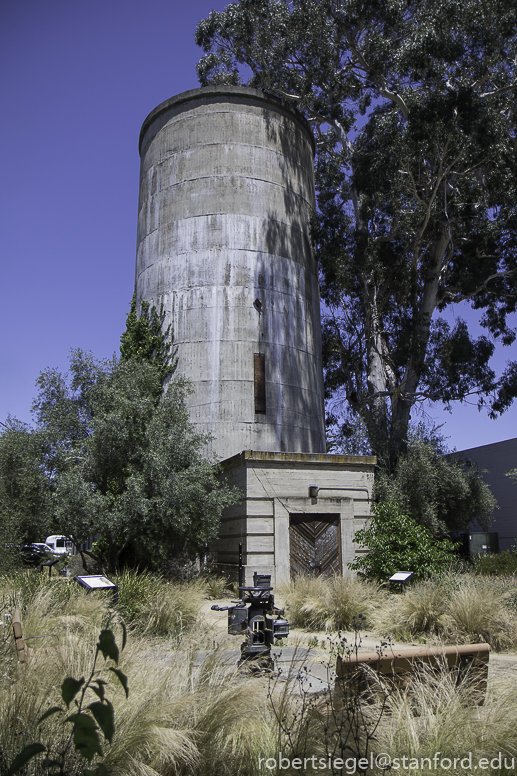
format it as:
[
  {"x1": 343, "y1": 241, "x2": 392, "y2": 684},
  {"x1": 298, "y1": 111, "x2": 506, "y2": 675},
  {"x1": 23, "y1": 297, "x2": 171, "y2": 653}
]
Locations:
[
  {"x1": 374, "y1": 433, "x2": 496, "y2": 536},
  {"x1": 349, "y1": 501, "x2": 459, "y2": 582}
]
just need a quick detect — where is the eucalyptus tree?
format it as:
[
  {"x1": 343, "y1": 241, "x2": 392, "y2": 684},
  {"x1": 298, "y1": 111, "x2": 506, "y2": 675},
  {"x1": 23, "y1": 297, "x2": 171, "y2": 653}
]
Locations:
[{"x1": 196, "y1": 0, "x2": 517, "y2": 467}]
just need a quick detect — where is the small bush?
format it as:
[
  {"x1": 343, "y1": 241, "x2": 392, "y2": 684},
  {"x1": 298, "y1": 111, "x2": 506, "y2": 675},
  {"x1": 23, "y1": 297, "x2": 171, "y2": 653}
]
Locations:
[{"x1": 349, "y1": 501, "x2": 459, "y2": 582}]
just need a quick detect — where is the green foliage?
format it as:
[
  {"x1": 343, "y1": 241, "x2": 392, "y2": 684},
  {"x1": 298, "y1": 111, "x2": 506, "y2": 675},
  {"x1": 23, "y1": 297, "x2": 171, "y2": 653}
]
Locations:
[
  {"x1": 328, "y1": 418, "x2": 496, "y2": 536},
  {"x1": 0, "y1": 419, "x2": 52, "y2": 559},
  {"x1": 374, "y1": 428, "x2": 497, "y2": 536},
  {"x1": 506, "y1": 468, "x2": 517, "y2": 485},
  {"x1": 5, "y1": 350, "x2": 238, "y2": 573},
  {"x1": 326, "y1": 409, "x2": 373, "y2": 456},
  {"x1": 8, "y1": 627, "x2": 127, "y2": 776},
  {"x1": 120, "y1": 294, "x2": 177, "y2": 385},
  {"x1": 196, "y1": 0, "x2": 517, "y2": 465},
  {"x1": 349, "y1": 501, "x2": 459, "y2": 582}
]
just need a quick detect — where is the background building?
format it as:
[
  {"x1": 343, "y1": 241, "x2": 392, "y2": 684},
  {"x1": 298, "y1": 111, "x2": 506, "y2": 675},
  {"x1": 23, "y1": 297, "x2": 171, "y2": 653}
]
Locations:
[{"x1": 456, "y1": 438, "x2": 517, "y2": 552}]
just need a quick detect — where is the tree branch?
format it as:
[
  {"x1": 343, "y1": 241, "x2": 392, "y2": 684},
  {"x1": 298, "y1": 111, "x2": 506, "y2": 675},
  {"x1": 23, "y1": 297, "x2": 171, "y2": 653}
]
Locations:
[
  {"x1": 480, "y1": 82, "x2": 517, "y2": 98},
  {"x1": 443, "y1": 268, "x2": 517, "y2": 303}
]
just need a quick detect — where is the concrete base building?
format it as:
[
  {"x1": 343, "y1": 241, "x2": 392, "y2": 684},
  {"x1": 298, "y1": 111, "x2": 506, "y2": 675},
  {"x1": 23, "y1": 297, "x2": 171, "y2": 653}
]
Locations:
[
  {"x1": 213, "y1": 452, "x2": 374, "y2": 586},
  {"x1": 135, "y1": 86, "x2": 375, "y2": 581}
]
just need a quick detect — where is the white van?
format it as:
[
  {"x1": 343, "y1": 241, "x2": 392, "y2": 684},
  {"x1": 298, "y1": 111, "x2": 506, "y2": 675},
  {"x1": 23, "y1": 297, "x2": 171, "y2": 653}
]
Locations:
[{"x1": 45, "y1": 535, "x2": 73, "y2": 555}]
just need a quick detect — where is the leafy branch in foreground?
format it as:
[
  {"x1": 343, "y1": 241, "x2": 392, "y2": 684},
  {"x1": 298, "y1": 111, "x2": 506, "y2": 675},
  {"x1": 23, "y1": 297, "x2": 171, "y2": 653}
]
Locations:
[{"x1": 8, "y1": 627, "x2": 128, "y2": 776}]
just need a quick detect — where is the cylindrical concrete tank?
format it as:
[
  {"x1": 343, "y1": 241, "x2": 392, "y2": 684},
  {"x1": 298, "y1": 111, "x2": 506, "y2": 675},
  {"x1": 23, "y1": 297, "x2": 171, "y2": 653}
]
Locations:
[{"x1": 136, "y1": 85, "x2": 326, "y2": 460}]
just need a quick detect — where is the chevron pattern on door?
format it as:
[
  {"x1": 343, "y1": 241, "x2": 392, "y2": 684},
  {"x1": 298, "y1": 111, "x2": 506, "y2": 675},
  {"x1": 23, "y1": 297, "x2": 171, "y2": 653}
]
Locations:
[{"x1": 289, "y1": 514, "x2": 341, "y2": 579}]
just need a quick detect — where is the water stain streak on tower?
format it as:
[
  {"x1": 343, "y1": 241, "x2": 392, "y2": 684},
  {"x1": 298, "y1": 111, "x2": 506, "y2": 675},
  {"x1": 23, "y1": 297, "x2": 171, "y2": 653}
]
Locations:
[{"x1": 136, "y1": 85, "x2": 326, "y2": 459}]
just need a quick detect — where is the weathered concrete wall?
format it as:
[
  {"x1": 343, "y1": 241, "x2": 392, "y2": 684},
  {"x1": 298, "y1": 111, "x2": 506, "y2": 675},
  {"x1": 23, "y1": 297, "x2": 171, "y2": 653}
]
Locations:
[
  {"x1": 213, "y1": 452, "x2": 376, "y2": 585},
  {"x1": 136, "y1": 86, "x2": 326, "y2": 460}
]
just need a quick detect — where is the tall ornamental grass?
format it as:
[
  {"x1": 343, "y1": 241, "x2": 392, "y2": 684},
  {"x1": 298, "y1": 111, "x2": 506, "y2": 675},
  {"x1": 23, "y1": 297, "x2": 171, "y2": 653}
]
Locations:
[
  {"x1": 374, "y1": 665, "x2": 517, "y2": 775},
  {"x1": 2, "y1": 569, "x2": 517, "y2": 775},
  {"x1": 370, "y1": 573, "x2": 517, "y2": 650},
  {"x1": 280, "y1": 573, "x2": 381, "y2": 631},
  {"x1": 0, "y1": 572, "x2": 278, "y2": 776}
]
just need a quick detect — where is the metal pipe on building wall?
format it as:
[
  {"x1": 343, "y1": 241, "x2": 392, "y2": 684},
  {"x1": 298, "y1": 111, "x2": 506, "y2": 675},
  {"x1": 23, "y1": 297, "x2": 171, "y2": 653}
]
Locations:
[{"x1": 135, "y1": 86, "x2": 326, "y2": 460}]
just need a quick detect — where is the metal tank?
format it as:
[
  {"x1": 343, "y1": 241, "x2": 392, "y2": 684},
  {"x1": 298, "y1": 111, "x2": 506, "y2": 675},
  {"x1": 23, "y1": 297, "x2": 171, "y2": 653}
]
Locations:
[{"x1": 136, "y1": 85, "x2": 326, "y2": 460}]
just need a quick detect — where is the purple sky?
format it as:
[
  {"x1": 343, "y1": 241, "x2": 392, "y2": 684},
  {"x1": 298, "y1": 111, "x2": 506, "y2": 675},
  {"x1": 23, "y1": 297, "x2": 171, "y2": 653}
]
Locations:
[{"x1": 1, "y1": 0, "x2": 515, "y2": 453}]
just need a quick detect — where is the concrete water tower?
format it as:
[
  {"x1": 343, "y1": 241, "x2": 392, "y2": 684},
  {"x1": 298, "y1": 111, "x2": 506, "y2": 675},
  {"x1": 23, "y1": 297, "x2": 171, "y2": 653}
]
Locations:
[
  {"x1": 136, "y1": 85, "x2": 326, "y2": 460},
  {"x1": 134, "y1": 85, "x2": 375, "y2": 584}
]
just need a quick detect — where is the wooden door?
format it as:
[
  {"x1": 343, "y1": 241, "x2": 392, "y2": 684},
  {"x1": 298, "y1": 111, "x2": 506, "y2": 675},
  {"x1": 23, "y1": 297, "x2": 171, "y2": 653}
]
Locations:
[{"x1": 289, "y1": 514, "x2": 341, "y2": 579}]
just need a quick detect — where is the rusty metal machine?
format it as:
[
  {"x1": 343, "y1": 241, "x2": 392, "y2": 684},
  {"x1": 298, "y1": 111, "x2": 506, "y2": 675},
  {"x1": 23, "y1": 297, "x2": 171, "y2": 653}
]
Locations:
[{"x1": 211, "y1": 545, "x2": 289, "y2": 664}]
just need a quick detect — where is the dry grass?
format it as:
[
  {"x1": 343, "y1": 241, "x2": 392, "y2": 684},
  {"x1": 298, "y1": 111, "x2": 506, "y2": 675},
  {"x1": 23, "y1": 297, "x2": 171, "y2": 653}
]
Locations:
[
  {"x1": 3, "y1": 569, "x2": 517, "y2": 775},
  {"x1": 0, "y1": 572, "x2": 278, "y2": 776},
  {"x1": 370, "y1": 573, "x2": 517, "y2": 650},
  {"x1": 280, "y1": 573, "x2": 381, "y2": 632},
  {"x1": 115, "y1": 569, "x2": 206, "y2": 636},
  {"x1": 442, "y1": 576, "x2": 517, "y2": 650},
  {"x1": 203, "y1": 574, "x2": 233, "y2": 600},
  {"x1": 1, "y1": 630, "x2": 279, "y2": 776},
  {"x1": 370, "y1": 580, "x2": 448, "y2": 640},
  {"x1": 373, "y1": 663, "x2": 517, "y2": 774}
]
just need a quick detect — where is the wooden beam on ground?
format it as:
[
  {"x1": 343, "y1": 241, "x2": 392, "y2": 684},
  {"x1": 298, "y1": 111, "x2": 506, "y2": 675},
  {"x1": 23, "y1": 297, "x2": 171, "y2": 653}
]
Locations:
[{"x1": 336, "y1": 643, "x2": 490, "y2": 705}]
